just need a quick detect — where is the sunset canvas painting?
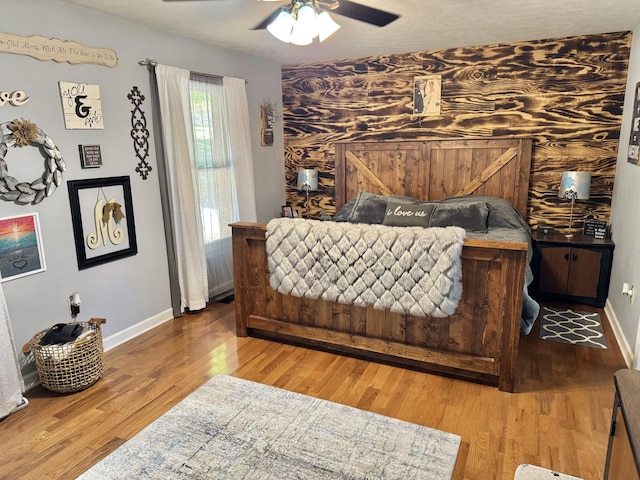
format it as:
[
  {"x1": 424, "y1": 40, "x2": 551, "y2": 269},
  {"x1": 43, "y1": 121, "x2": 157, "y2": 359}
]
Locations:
[{"x1": 0, "y1": 213, "x2": 46, "y2": 282}]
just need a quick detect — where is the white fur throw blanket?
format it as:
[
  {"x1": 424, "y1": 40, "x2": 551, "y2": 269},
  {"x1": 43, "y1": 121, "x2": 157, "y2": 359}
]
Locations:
[{"x1": 266, "y1": 218, "x2": 465, "y2": 317}]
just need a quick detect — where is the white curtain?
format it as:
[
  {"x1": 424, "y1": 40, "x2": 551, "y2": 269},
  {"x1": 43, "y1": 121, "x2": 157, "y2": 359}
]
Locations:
[
  {"x1": 155, "y1": 65, "x2": 208, "y2": 311},
  {"x1": 223, "y1": 77, "x2": 257, "y2": 223},
  {"x1": 190, "y1": 76, "x2": 235, "y2": 300},
  {"x1": 188, "y1": 75, "x2": 257, "y2": 300},
  {"x1": 0, "y1": 281, "x2": 27, "y2": 419},
  {"x1": 153, "y1": 66, "x2": 257, "y2": 309}
]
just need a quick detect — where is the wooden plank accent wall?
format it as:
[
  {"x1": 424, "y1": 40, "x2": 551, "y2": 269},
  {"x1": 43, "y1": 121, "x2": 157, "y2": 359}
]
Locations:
[{"x1": 281, "y1": 32, "x2": 631, "y2": 229}]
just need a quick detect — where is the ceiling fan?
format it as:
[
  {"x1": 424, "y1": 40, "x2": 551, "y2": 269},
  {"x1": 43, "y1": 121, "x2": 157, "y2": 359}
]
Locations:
[{"x1": 161, "y1": 0, "x2": 400, "y2": 31}]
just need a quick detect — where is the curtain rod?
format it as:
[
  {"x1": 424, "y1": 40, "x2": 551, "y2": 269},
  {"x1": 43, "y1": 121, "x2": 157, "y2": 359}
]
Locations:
[{"x1": 138, "y1": 58, "x2": 248, "y2": 84}]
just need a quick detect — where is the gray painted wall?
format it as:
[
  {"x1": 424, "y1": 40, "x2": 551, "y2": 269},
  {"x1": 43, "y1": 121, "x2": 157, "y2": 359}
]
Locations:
[
  {"x1": 1, "y1": 0, "x2": 285, "y2": 379},
  {"x1": 609, "y1": 21, "x2": 640, "y2": 368}
]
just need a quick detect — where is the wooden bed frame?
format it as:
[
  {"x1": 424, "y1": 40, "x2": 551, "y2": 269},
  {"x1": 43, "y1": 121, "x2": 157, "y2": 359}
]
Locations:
[{"x1": 231, "y1": 137, "x2": 533, "y2": 392}]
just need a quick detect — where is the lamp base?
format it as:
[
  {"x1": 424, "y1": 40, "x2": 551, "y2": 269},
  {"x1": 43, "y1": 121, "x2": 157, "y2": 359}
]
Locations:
[{"x1": 565, "y1": 198, "x2": 576, "y2": 239}]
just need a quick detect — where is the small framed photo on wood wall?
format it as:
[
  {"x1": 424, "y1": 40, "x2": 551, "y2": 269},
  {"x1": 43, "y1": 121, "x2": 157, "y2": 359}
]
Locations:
[
  {"x1": 413, "y1": 75, "x2": 442, "y2": 117},
  {"x1": 281, "y1": 205, "x2": 293, "y2": 218}
]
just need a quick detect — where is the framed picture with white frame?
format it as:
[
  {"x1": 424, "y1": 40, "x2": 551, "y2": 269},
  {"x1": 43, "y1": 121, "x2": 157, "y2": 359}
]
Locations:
[{"x1": 0, "y1": 212, "x2": 46, "y2": 282}]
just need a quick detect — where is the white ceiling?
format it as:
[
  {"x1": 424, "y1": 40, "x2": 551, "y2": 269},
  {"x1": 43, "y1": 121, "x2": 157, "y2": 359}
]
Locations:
[{"x1": 63, "y1": 0, "x2": 640, "y2": 65}]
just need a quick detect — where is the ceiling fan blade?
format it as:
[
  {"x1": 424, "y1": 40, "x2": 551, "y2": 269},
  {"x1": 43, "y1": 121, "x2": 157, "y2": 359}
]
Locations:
[
  {"x1": 331, "y1": 0, "x2": 399, "y2": 27},
  {"x1": 252, "y1": 6, "x2": 286, "y2": 30}
]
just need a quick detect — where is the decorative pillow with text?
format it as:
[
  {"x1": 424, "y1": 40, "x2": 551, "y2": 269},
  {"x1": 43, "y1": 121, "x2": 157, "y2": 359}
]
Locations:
[
  {"x1": 382, "y1": 202, "x2": 436, "y2": 227},
  {"x1": 344, "y1": 191, "x2": 417, "y2": 224}
]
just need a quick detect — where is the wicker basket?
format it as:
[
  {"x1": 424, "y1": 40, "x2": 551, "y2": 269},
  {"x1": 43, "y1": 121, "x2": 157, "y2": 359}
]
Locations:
[{"x1": 23, "y1": 318, "x2": 106, "y2": 394}]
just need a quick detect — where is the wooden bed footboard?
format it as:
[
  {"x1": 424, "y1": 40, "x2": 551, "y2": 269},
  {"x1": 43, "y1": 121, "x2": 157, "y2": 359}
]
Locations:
[{"x1": 231, "y1": 222, "x2": 528, "y2": 392}]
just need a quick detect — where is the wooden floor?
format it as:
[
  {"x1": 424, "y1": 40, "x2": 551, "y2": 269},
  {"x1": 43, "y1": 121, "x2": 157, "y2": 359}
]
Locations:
[{"x1": 0, "y1": 300, "x2": 627, "y2": 480}]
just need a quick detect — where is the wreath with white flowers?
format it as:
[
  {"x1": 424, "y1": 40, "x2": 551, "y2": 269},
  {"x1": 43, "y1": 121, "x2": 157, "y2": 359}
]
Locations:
[{"x1": 0, "y1": 118, "x2": 66, "y2": 205}]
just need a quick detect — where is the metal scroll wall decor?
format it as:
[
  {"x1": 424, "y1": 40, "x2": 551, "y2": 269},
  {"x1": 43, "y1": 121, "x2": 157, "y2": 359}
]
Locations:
[
  {"x1": 127, "y1": 86, "x2": 152, "y2": 180},
  {"x1": 0, "y1": 118, "x2": 65, "y2": 204}
]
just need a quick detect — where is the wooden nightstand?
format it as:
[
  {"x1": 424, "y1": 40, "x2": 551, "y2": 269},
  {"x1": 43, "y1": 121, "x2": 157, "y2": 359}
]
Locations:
[{"x1": 530, "y1": 230, "x2": 614, "y2": 308}]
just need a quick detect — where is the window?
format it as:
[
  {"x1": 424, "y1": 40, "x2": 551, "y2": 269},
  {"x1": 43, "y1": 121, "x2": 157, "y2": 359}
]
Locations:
[{"x1": 189, "y1": 75, "x2": 237, "y2": 244}]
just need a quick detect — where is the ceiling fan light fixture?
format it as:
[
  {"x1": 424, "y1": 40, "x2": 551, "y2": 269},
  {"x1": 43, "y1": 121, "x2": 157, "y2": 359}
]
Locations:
[
  {"x1": 266, "y1": 10, "x2": 295, "y2": 43},
  {"x1": 265, "y1": 0, "x2": 341, "y2": 45},
  {"x1": 316, "y1": 11, "x2": 340, "y2": 42}
]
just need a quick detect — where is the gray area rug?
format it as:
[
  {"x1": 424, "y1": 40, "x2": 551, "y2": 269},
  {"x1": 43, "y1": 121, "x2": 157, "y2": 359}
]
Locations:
[
  {"x1": 77, "y1": 374, "x2": 461, "y2": 479},
  {"x1": 539, "y1": 307, "x2": 607, "y2": 349}
]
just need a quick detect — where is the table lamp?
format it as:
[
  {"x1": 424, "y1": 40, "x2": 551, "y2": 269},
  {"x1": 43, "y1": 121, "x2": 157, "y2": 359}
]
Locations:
[
  {"x1": 558, "y1": 171, "x2": 591, "y2": 238},
  {"x1": 297, "y1": 168, "x2": 318, "y2": 217}
]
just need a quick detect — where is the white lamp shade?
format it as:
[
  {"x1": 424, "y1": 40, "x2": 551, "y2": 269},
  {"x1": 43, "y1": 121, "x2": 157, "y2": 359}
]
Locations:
[
  {"x1": 296, "y1": 4, "x2": 318, "y2": 38},
  {"x1": 289, "y1": 22, "x2": 313, "y2": 45},
  {"x1": 267, "y1": 10, "x2": 294, "y2": 43},
  {"x1": 317, "y1": 12, "x2": 341, "y2": 42},
  {"x1": 558, "y1": 171, "x2": 591, "y2": 200},
  {"x1": 297, "y1": 169, "x2": 318, "y2": 191}
]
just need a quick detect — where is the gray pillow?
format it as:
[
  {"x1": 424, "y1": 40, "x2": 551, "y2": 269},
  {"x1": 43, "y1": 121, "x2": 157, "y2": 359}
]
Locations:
[
  {"x1": 383, "y1": 201, "x2": 436, "y2": 227},
  {"x1": 346, "y1": 191, "x2": 416, "y2": 224},
  {"x1": 332, "y1": 197, "x2": 358, "y2": 222},
  {"x1": 439, "y1": 195, "x2": 527, "y2": 231},
  {"x1": 429, "y1": 202, "x2": 489, "y2": 232}
]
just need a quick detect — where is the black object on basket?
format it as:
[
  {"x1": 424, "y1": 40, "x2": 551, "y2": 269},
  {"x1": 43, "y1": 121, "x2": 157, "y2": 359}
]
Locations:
[
  {"x1": 22, "y1": 318, "x2": 107, "y2": 394},
  {"x1": 39, "y1": 323, "x2": 84, "y2": 345}
]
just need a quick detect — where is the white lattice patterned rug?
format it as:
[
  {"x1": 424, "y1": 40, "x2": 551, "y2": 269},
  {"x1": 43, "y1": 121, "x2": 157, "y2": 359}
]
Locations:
[{"x1": 539, "y1": 306, "x2": 607, "y2": 349}]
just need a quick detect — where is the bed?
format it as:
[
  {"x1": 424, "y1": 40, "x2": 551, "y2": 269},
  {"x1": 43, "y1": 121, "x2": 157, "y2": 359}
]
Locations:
[{"x1": 231, "y1": 136, "x2": 534, "y2": 392}]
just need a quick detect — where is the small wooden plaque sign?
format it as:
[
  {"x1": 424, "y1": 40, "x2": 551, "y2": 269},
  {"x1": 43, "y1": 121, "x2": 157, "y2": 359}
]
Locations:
[
  {"x1": 583, "y1": 218, "x2": 607, "y2": 239},
  {"x1": 79, "y1": 145, "x2": 102, "y2": 168}
]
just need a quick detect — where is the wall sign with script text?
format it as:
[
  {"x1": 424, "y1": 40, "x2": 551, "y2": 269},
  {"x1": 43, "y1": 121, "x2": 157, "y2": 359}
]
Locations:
[
  {"x1": 0, "y1": 32, "x2": 117, "y2": 68},
  {"x1": 59, "y1": 82, "x2": 103, "y2": 130}
]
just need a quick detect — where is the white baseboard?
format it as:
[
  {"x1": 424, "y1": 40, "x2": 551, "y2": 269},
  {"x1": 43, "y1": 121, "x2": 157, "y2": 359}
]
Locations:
[
  {"x1": 102, "y1": 308, "x2": 174, "y2": 352},
  {"x1": 604, "y1": 299, "x2": 634, "y2": 368}
]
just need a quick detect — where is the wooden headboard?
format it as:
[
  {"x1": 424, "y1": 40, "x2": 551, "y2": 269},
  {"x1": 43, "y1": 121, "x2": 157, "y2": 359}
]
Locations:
[{"x1": 334, "y1": 137, "x2": 533, "y2": 219}]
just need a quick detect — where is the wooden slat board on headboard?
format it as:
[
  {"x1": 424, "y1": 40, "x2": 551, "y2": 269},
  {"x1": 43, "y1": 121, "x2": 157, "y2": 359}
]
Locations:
[{"x1": 335, "y1": 137, "x2": 533, "y2": 218}]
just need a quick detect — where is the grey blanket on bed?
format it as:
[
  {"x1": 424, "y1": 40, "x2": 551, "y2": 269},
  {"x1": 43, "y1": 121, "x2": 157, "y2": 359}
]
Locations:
[{"x1": 266, "y1": 218, "x2": 465, "y2": 317}]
